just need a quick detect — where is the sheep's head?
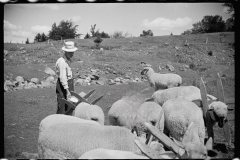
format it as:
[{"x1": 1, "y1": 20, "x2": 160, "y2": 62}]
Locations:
[
  {"x1": 208, "y1": 101, "x2": 229, "y2": 128},
  {"x1": 141, "y1": 67, "x2": 154, "y2": 75},
  {"x1": 172, "y1": 122, "x2": 218, "y2": 159}
]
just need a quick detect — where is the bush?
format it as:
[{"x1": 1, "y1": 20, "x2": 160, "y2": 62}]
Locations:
[
  {"x1": 94, "y1": 37, "x2": 103, "y2": 47},
  {"x1": 208, "y1": 50, "x2": 213, "y2": 56},
  {"x1": 189, "y1": 63, "x2": 196, "y2": 70}
]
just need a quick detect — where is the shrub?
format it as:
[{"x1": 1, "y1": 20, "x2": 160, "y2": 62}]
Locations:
[{"x1": 189, "y1": 63, "x2": 196, "y2": 70}]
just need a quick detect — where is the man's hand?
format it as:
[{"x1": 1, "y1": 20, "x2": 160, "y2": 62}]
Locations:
[{"x1": 66, "y1": 88, "x2": 71, "y2": 100}]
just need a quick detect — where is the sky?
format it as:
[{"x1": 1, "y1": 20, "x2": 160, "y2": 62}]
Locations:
[{"x1": 4, "y1": 3, "x2": 232, "y2": 43}]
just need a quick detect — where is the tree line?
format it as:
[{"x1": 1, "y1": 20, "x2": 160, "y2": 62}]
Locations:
[{"x1": 181, "y1": 3, "x2": 234, "y2": 35}]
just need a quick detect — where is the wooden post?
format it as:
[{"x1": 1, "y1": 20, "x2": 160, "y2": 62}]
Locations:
[{"x1": 206, "y1": 37, "x2": 208, "y2": 44}]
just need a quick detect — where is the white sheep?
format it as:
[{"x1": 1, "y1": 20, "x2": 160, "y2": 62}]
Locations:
[
  {"x1": 149, "y1": 85, "x2": 218, "y2": 106},
  {"x1": 38, "y1": 123, "x2": 142, "y2": 159},
  {"x1": 108, "y1": 93, "x2": 147, "y2": 136},
  {"x1": 79, "y1": 148, "x2": 149, "y2": 159},
  {"x1": 141, "y1": 66, "x2": 182, "y2": 91},
  {"x1": 161, "y1": 98, "x2": 217, "y2": 158},
  {"x1": 208, "y1": 101, "x2": 229, "y2": 128},
  {"x1": 39, "y1": 114, "x2": 100, "y2": 133},
  {"x1": 72, "y1": 102, "x2": 105, "y2": 125},
  {"x1": 137, "y1": 101, "x2": 164, "y2": 132},
  {"x1": 162, "y1": 98, "x2": 205, "y2": 144}
]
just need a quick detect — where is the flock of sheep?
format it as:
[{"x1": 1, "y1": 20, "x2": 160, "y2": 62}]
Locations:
[{"x1": 37, "y1": 66, "x2": 232, "y2": 159}]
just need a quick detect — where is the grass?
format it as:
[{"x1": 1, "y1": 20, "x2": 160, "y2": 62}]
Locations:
[{"x1": 4, "y1": 32, "x2": 235, "y2": 159}]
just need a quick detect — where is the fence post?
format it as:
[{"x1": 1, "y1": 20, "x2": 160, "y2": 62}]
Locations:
[{"x1": 206, "y1": 37, "x2": 208, "y2": 44}]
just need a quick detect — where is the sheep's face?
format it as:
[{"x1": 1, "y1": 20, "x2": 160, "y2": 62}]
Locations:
[
  {"x1": 209, "y1": 101, "x2": 228, "y2": 128},
  {"x1": 184, "y1": 142, "x2": 208, "y2": 159},
  {"x1": 141, "y1": 68, "x2": 149, "y2": 75}
]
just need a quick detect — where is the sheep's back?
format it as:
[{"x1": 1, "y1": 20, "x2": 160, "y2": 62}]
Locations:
[
  {"x1": 38, "y1": 123, "x2": 140, "y2": 158},
  {"x1": 137, "y1": 102, "x2": 164, "y2": 132},
  {"x1": 162, "y1": 98, "x2": 205, "y2": 143},
  {"x1": 39, "y1": 114, "x2": 100, "y2": 133},
  {"x1": 73, "y1": 103, "x2": 105, "y2": 125}
]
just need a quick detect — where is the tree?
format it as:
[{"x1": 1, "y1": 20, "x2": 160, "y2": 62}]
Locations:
[
  {"x1": 99, "y1": 31, "x2": 110, "y2": 38},
  {"x1": 34, "y1": 33, "x2": 42, "y2": 42},
  {"x1": 223, "y1": 3, "x2": 235, "y2": 32},
  {"x1": 25, "y1": 38, "x2": 29, "y2": 44},
  {"x1": 90, "y1": 24, "x2": 100, "y2": 37},
  {"x1": 94, "y1": 37, "x2": 103, "y2": 47},
  {"x1": 225, "y1": 17, "x2": 234, "y2": 31},
  {"x1": 40, "y1": 32, "x2": 48, "y2": 42},
  {"x1": 223, "y1": 3, "x2": 235, "y2": 19},
  {"x1": 201, "y1": 15, "x2": 225, "y2": 33},
  {"x1": 48, "y1": 20, "x2": 80, "y2": 40},
  {"x1": 181, "y1": 29, "x2": 192, "y2": 35},
  {"x1": 140, "y1": 30, "x2": 153, "y2": 37},
  {"x1": 84, "y1": 33, "x2": 91, "y2": 39}
]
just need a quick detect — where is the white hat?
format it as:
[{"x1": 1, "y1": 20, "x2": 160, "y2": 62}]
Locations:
[{"x1": 62, "y1": 41, "x2": 78, "y2": 52}]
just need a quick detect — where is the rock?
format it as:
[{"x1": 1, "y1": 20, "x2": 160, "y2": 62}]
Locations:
[
  {"x1": 108, "y1": 79, "x2": 116, "y2": 85},
  {"x1": 4, "y1": 50, "x2": 8, "y2": 56},
  {"x1": 21, "y1": 152, "x2": 38, "y2": 159},
  {"x1": 45, "y1": 76, "x2": 55, "y2": 83},
  {"x1": 135, "y1": 78, "x2": 140, "y2": 82},
  {"x1": 115, "y1": 78, "x2": 121, "y2": 82},
  {"x1": 28, "y1": 82, "x2": 38, "y2": 89},
  {"x1": 183, "y1": 64, "x2": 189, "y2": 69},
  {"x1": 166, "y1": 64, "x2": 175, "y2": 72},
  {"x1": 31, "y1": 78, "x2": 40, "y2": 84},
  {"x1": 125, "y1": 75, "x2": 131, "y2": 79},
  {"x1": 44, "y1": 67, "x2": 55, "y2": 76},
  {"x1": 41, "y1": 81, "x2": 54, "y2": 88},
  {"x1": 79, "y1": 92, "x2": 86, "y2": 97},
  {"x1": 16, "y1": 76, "x2": 25, "y2": 83},
  {"x1": 75, "y1": 79, "x2": 85, "y2": 86},
  {"x1": 96, "y1": 80, "x2": 105, "y2": 85},
  {"x1": 84, "y1": 78, "x2": 91, "y2": 84},
  {"x1": 7, "y1": 134, "x2": 16, "y2": 139}
]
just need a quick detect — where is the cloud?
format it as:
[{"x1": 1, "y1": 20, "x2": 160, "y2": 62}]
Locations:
[
  {"x1": 11, "y1": 30, "x2": 32, "y2": 38},
  {"x1": 20, "y1": 4, "x2": 64, "y2": 11},
  {"x1": 142, "y1": 17, "x2": 192, "y2": 30},
  {"x1": 4, "y1": 20, "x2": 22, "y2": 31},
  {"x1": 69, "y1": 16, "x2": 82, "y2": 22},
  {"x1": 31, "y1": 25, "x2": 51, "y2": 34}
]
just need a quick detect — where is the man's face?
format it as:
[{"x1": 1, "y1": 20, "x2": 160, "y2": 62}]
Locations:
[{"x1": 65, "y1": 52, "x2": 74, "y2": 59}]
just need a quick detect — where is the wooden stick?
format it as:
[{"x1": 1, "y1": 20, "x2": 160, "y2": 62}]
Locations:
[
  {"x1": 147, "y1": 108, "x2": 164, "y2": 146},
  {"x1": 144, "y1": 122, "x2": 185, "y2": 157}
]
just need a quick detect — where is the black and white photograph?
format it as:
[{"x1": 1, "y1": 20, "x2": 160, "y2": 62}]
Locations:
[{"x1": 3, "y1": 2, "x2": 236, "y2": 159}]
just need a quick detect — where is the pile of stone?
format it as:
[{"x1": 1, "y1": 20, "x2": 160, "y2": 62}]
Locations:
[{"x1": 4, "y1": 66, "x2": 145, "y2": 92}]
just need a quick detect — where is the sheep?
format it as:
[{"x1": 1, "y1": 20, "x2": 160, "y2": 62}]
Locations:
[
  {"x1": 39, "y1": 114, "x2": 100, "y2": 133},
  {"x1": 38, "y1": 123, "x2": 142, "y2": 159},
  {"x1": 161, "y1": 98, "x2": 217, "y2": 158},
  {"x1": 137, "y1": 101, "x2": 164, "y2": 132},
  {"x1": 162, "y1": 98, "x2": 205, "y2": 144},
  {"x1": 141, "y1": 66, "x2": 182, "y2": 91},
  {"x1": 108, "y1": 92, "x2": 147, "y2": 136},
  {"x1": 149, "y1": 86, "x2": 202, "y2": 106},
  {"x1": 72, "y1": 102, "x2": 105, "y2": 125},
  {"x1": 78, "y1": 148, "x2": 149, "y2": 159},
  {"x1": 208, "y1": 101, "x2": 229, "y2": 128}
]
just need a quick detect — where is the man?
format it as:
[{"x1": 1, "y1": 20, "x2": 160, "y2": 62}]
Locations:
[{"x1": 55, "y1": 41, "x2": 78, "y2": 114}]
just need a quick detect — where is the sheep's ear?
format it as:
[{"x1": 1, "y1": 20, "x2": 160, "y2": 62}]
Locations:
[
  {"x1": 205, "y1": 137, "x2": 213, "y2": 150},
  {"x1": 172, "y1": 137, "x2": 185, "y2": 149},
  {"x1": 208, "y1": 104, "x2": 214, "y2": 111},
  {"x1": 145, "y1": 97, "x2": 154, "y2": 102},
  {"x1": 182, "y1": 122, "x2": 194, "y2": 144}
]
